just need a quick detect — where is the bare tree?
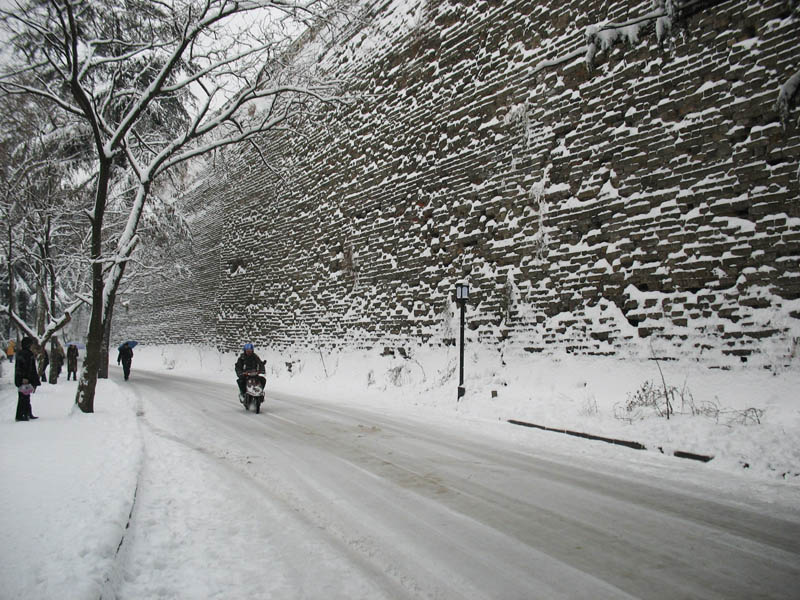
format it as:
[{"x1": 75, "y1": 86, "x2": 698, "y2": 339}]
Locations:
[
  {"x1": 0, "y1": 0, "x2": 349, "y2": 412},
  {"x1": 0, "y1": 90, "x2": 89, "y2": 348}
]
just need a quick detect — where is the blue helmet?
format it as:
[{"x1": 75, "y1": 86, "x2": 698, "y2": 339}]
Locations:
[{"x1": 243, "y1": 343, "x2": 254, "y2": 351}]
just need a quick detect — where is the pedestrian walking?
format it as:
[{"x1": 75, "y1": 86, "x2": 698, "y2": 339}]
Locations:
[
  {"x1": 67, "y1": 344, "x2": 79, "y2": 381},
  {"x1": 117, "y1": 342, "x2": 134, "y2": 380},
  {"x1": 5, "y1": 339, "x2": 15, "y2": 363},
  {"x1": 37, "y1": 344, "x2": 49, "y2": 383},
  {"x1": 49, "y1": 337, "x2": 65, "y2": 384},
  {"x1": 15, "y1": 337, "x2": 41, "y2": 421}
]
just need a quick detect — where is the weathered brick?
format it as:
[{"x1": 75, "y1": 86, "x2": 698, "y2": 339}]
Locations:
[{"x1": 116, "y1": 0, "x2": 800, "y2": 369}]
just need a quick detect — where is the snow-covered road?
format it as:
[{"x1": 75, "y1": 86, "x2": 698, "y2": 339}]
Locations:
[{"x1": 112, "y1": 368, "x2": 800, "y2": 599}]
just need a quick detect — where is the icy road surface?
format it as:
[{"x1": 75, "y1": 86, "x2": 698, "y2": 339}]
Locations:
[{"x1": 113, "y1": 369, "x2": 800, "y2": 599}]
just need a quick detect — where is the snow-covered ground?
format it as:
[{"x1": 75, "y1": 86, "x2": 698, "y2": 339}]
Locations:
[
  {"x1": 159, "y1": 341, "x2": 800, "y2": 478},
  {"x1": 1, "y1": 343, "x2": 798, "y2": 599}
]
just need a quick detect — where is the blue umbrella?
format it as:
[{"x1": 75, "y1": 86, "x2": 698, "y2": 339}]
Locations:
[
  {"x1": 66, "y1": 341, "x2": 86, "y2": 349},
  {"x1": 118, "y1": 341, "x2": 139, "y2": 350}
]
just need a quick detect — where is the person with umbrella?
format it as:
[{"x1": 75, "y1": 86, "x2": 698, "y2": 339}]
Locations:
[
  {"x1": 117, "y1": 341, "x2": 135, "y2": 381},
  {"x1": 67, "y1": 343, "x2": 79, "y2": 380}
]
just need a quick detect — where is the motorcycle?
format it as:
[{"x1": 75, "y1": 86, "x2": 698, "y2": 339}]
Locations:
[{"x1": 240, "y1": 370, "x2": 265, "y2": 414}]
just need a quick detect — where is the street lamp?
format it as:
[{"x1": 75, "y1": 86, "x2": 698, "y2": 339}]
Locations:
[{"x1": 455, "y1": 282, "x2": 469, "y2": 400}]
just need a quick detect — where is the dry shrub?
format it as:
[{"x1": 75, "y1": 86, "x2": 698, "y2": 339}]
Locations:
[{"x1": 616, "y1": 379, "x2": 765, "y2": 427}]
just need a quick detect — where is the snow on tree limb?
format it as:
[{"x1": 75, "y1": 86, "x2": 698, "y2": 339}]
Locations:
[
  {"x1": 1, "y1": 297, "x2": 86, "y2": 346},
  {"x1": 581, "y1": 0, "x2": 728, "y2": 70},
  {"x1": 777, "y1": 68, "x2": 800, "y2": 128}
]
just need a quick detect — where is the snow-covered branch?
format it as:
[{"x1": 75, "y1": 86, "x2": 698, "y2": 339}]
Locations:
[
  {"x1": 777, "y1": 68, "x2": 800, "y2": 128},
  {"x1": 582, "y1": 0, "x2": 726, "y2": 70},
  {"x1": 162, "y1": 42, "x2": 278, "y2": 94},
  {"x1": 105, "y1": 1, "x2": 249, "y2": 152},
  {"x1": 1, "y1": 297, "x2": 86, "y2": 345},
  {"x1": 0, "y1": 78, "x2": 86, "y2": 118},
  {"x1": 0, "y1": 305, "x2": 39, "y2": 340}
]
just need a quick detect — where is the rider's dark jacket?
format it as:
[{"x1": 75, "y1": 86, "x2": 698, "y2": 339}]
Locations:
[{"x1": 235, "y1": 352, "x2": 265, "y2": 377}]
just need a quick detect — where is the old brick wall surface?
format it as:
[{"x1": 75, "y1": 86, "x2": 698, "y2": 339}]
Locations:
[{"x1": 116, "y1": 0, "x2": 800, "y2": 367}]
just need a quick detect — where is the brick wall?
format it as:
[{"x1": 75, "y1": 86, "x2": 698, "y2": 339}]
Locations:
[{"x1": 116, "y1": 0, "x2": 800, "y2": 367}]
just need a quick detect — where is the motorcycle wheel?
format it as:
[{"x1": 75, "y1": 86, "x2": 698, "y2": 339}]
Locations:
[
  {"x1": 255, "y1": 398, "x2": 261, "y2": 414},
  {"x1": 244, "y1": 395, "x2": 251, "y2": 411}
]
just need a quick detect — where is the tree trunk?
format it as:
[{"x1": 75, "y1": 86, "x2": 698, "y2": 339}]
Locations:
[
  {"x1": 98, "y1": 304, "x2": 113, "y2": 379},
  {"x1": 98, "y1": 254, "x2": 127, "y2": 379},
  {"x1": 5, "y1": 221, "x2": 16, "y2": 339},
  {"x1": 36, "y1": 239, "x2": 46, "y2": 336},
  {"x1": 36, "y1": 220, "x2": 53, "y2": 336},
  {"x1": 47, "y1": 217, "x2": 58, "y2": 330},
  {"x1": 76, "y1": 160, "x2": 111, "y2": 413},
  {"x1": 36, "y1": 276, "x2": 46, "y2": 335},
  {"x1": 77, "y1": 319, "x2": 102, "y2": 411}
]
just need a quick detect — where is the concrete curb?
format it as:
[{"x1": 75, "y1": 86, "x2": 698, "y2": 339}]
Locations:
[{"x1": 507, "y1": 419, "x2": 714, "y2": 463}]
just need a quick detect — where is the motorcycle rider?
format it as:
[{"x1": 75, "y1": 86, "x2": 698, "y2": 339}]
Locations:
[{"x1": 235, "y1": 343, "x2": 266, "y2": 402}]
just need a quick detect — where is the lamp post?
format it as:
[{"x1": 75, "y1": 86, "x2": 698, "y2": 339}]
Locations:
[{"x1": 455, "y1": 282, "x2": 469, "y2": 400}]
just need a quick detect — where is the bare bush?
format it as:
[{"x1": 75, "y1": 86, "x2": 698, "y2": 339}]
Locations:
[
  {"x1": 387, "y1": 365, "x2": 405, "y2": 387},
  {"x1": 614, "y1": 380, "x2": 684, "y2": 422},
  {"x1": 724, "y1": 407, "x2": 766, "y2": 426},
  {"x1": 616, "y1": 379, "x2": 764, "y2": 427},
  {"x1": 693, "y1": 399, "x2": 721, "y2": 419}
]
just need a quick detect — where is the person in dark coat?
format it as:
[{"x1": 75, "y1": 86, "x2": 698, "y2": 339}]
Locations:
[
  {"x1": 117, "y1": 342, "x2": 134, "y2": 380},
  {"x1": 67, "y1": 344, "x2": 79, "y2": 380},
  {"x1": 235, "y1": 343, "x2": 266, "y2": 400},
  {"x1": 49, "y1": 337, "x2": 65, "y2": 384},
  {"x1": 15, "y1": 337, "x2": 41, "y2": 421}
]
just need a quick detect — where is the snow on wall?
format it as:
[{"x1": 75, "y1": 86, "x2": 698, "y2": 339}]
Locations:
[{"x1": 116, "y1": 0, "x2": 800, "y2": 369}]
